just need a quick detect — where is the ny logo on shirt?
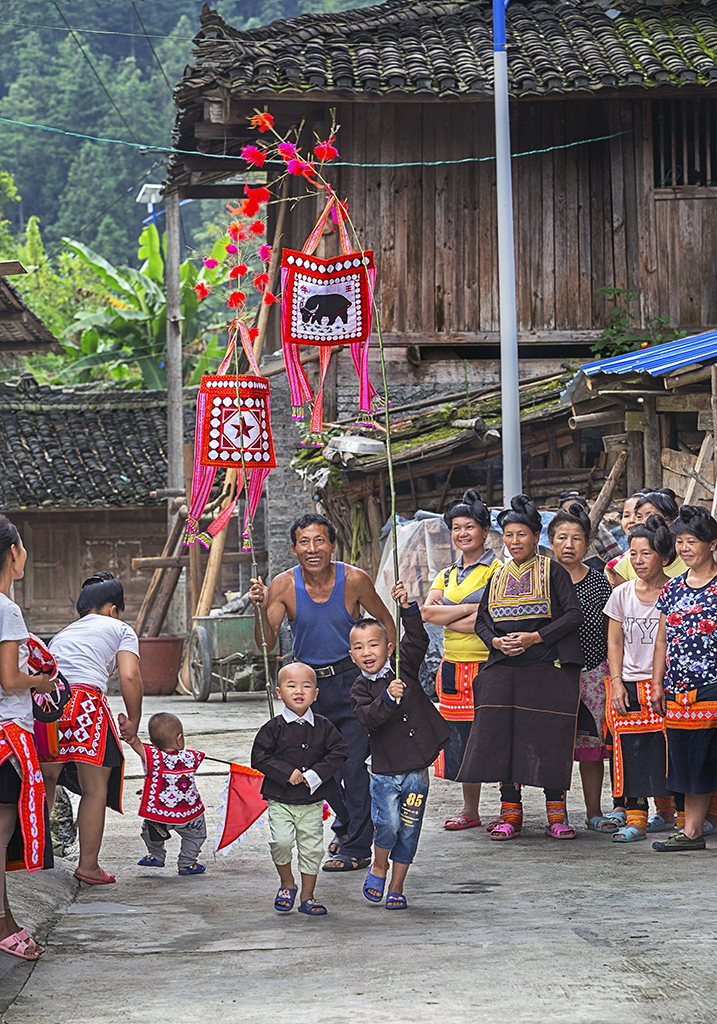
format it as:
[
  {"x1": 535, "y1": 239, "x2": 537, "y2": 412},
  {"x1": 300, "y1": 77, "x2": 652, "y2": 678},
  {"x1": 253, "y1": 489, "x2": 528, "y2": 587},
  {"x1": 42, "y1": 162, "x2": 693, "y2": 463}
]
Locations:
[{"x1": 623, "y1": 616, "x2": 659, "y2": 645}]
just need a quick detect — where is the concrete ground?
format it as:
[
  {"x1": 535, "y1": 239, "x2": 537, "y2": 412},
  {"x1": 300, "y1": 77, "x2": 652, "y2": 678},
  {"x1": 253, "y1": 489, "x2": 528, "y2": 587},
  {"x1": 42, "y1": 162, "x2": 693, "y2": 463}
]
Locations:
[{"x1": 2, "y1": 691, "x2": 717, "y2": 1024}]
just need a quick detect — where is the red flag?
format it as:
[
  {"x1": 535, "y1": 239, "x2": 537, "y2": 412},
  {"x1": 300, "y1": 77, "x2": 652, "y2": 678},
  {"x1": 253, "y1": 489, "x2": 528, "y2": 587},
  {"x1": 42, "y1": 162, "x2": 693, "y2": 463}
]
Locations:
[{"x1": 216, "y1": 763, "x2": 267, "y2": 851}]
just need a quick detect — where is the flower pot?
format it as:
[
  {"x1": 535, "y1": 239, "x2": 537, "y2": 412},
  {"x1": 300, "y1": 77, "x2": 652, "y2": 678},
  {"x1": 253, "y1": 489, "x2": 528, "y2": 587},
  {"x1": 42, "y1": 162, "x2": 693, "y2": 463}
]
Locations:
[{"x1": 139, "y1": 637, "x2": 185, "y2": 696}]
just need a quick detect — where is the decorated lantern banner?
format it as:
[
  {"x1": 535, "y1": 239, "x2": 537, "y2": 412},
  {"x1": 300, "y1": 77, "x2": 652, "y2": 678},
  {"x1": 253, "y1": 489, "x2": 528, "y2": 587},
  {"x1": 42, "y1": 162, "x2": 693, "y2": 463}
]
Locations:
[
  {"x1": 281, "y1": 193, "x2": 378, "y2": 438},
  {"x1": 186, "y1": 320, "x2": 276, "y2": 549}
]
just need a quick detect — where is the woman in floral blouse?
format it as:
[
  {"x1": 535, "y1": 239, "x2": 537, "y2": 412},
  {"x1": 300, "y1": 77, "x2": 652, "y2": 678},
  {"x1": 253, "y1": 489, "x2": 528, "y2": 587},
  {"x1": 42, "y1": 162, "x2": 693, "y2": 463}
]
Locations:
[{"x1": 651, "y1": 505, "x2": 717, "y2": 851}]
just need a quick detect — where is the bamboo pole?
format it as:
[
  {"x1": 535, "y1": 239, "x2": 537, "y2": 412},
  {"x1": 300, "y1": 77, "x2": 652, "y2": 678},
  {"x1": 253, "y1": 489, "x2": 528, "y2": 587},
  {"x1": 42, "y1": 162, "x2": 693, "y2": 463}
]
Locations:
[
  {"x1": 252, "y1": 177, "x2": 290, "y2": 365},
  {"x1": 135, "y1": 513, "x2": 185, "y2": 636}
]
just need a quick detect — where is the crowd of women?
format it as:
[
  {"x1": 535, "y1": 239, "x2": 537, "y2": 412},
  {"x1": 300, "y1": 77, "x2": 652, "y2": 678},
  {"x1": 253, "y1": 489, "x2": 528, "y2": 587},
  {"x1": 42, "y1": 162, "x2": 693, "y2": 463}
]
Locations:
[
  {"x1": 2, "y1": 476, "x2": 717, "y2": 960},
  {"x1": 425, "y1": 485, "x2": 717, "y2": 852}
]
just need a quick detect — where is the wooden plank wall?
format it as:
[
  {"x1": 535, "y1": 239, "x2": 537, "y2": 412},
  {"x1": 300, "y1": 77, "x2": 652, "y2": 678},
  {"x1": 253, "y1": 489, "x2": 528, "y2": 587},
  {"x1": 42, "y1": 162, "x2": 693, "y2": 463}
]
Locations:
[{"x1": 311, "y1": 97, "x2": 699, "y2": 337}]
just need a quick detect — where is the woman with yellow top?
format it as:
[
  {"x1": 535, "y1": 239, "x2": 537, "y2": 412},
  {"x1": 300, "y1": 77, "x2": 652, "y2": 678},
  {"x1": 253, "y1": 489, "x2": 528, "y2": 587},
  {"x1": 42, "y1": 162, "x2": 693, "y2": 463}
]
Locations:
[
  {"x1": 611, "y1": 489, "x2": 686, "y2": 586},
  {"x1": 423, "y1": 490, "x2": 501, "y2": 830}
]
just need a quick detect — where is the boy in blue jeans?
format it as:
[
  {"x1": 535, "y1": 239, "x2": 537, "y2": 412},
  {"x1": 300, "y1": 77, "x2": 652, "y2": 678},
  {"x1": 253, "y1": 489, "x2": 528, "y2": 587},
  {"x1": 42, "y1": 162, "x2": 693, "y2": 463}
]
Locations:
[{"x1": 349, "y1": 581, "x2": 450, "y2": 908}]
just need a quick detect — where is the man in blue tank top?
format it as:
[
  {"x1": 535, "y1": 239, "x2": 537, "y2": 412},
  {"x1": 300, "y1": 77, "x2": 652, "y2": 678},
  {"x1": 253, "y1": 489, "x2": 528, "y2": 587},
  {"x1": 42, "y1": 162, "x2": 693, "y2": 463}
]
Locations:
[{"x1": 249, "y1": 513, "x2": 395, "y2": 870}]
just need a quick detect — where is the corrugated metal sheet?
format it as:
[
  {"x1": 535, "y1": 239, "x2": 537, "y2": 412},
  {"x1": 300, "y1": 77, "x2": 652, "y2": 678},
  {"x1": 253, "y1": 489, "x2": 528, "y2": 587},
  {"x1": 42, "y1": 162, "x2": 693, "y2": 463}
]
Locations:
[{"x1": 580, "y1": 329, "x2": 717, "y2": 378}]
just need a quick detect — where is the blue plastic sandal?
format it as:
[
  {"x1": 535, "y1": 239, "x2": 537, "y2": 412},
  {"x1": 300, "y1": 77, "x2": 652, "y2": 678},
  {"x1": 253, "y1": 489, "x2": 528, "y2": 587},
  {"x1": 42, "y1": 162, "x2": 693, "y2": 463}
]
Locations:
[
  {"x1": 274, "y1": 886, "x2": 298, "y2": 912},
  {"x1": 298, "y1": 898, "x2": 327, "y2": 916},
  {"x1": 386, "y1": 892, "x2": 407, "y2": 910},
  {"x1": 178, "y1": 862, "x2": 206, "y2": 875},
  {"x1": 363, "y1": 870, "x2": 386, "y2": 903},
  {"x1": 137, "y1": 855, "x2": 165, "y2": 867},
  {"x1": 611, "y1": 826, "x2": 646, "y2": 843}
]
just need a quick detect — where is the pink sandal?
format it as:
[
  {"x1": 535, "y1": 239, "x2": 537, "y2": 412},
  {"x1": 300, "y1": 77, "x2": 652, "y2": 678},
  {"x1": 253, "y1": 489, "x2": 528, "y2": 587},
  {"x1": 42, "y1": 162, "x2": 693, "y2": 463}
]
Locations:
[
  {"x1": 490, "y1": 822, "x2": 521, "y2": 841},
  {"x1": 545, "y1": 821, "x2": 577, "y2": 840},
  {"x1": 0, "y1": 930, "x2": 42, "y2": 961}
]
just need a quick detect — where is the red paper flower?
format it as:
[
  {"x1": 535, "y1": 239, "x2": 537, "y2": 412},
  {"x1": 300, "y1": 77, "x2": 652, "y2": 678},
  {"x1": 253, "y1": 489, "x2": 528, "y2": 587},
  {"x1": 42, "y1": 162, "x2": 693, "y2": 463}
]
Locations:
[
  {"x1": 250, "y1": 220, "x2": 265, "y2": 236},
  {"x1": 263, "y1": 291, "x2": 279, "y2": 305},
  {"x1": 241, "y1": 144, "x2": 267, "y2": 167},
  {"x1": 300, "y1": 160, "x2": 317, "y2": 180},
  {"x1": 315, "y1": 138, "x2": 340, "y2": 162},
  {"x1": 228, "y1": 291, "x2": 246, "y2": 308},
  {"x1": 246, "y1": 184, "x2": 270, "y2": 204},
  {"x1": 194, "y1": 282, "x2": 210, "y2": 300},
  {"x1": 250, "y1": 112, "x2": 274, "y2": 132},
  {"x1": 225, "y1": 243, "x2": 238, "y2": 254},
  {"x1": 249, "y1": 327, "x2": 259, "y2": 341},
  {"x1": 254, "y1": 272, "x2": 269, "y2": 291},
  {"x1": 228, "y1": 222, "x2": 248, "y2": 242},
  {"x1": 203, "y1": 258, "x2": 219, "y2": 269},
  {"x1": 278, "y1": 141, "x2": 297, "y2": 160},
  {"x1": 699, "y1": 619, "x2": 717, "y2": 635},
  {"x1": 229, "y1": 263, "x2": 249, "y2": 280},
  {"x1": 287, "y1": 158, "x2": 306, "y2": 176},
  {"x1": 241, "y1": 196, "x2": 260, "y2": 217},
  {"x1": 259, "y1": 245, "x2": 272, "y2": 262}
]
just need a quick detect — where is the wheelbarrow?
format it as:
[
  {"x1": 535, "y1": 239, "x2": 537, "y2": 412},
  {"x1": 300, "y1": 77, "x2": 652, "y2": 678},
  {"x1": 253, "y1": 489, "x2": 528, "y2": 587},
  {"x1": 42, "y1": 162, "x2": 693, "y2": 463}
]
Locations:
[{"x1": 188, "y1": 614, "x2": 265, "y2": 702}]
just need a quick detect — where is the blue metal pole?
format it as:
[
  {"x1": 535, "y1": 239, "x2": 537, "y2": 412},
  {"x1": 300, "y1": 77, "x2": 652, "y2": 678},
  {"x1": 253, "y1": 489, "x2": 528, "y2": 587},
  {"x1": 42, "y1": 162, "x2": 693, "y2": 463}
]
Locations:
[{"x1": 493, "y1": 0, "x2": 523, "y2": 500}]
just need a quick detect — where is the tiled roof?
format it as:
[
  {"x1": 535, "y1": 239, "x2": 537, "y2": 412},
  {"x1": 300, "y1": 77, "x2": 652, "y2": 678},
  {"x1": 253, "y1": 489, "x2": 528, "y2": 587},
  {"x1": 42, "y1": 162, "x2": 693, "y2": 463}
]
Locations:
[
  {"x1": 176, "y1": 1, "x2": 717, "y2": 104},
  {"x1": 0, "y1": 278, "x2": 61, "y2": 354},
  {"x1": 0, "y1": 378, "x2": 196, "y2": 510}
]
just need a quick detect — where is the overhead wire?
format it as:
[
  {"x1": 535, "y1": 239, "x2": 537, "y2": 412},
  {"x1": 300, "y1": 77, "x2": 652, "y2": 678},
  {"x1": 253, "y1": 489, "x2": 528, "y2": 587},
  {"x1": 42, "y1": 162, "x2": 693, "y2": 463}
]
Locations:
[
  {"x1": 52, "y1": 2, "x2": 141, "y2": 144},
  {"x1": 131, "y1": 1, "x2": 174, "y2": 97}
]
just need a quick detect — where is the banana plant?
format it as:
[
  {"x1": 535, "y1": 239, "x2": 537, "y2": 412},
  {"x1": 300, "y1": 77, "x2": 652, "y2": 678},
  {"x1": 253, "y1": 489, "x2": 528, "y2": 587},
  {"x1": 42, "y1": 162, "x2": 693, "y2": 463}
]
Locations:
[{"x1": 59, "y1": 224, "x2": 232, "y2": 387}]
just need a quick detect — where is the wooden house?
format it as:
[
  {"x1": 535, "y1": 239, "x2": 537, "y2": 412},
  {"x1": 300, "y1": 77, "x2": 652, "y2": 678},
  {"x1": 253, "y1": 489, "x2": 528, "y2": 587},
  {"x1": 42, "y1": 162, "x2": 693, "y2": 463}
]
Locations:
[
  {"x1": 0, "y1": 378, "x2": 258, "y2": 636},
  {"x1": 166, "y1": 0, "x2": 717, "y2": 575},
  {"x1": 0, "y1": 276, "x2": 61, "y2": 359}
]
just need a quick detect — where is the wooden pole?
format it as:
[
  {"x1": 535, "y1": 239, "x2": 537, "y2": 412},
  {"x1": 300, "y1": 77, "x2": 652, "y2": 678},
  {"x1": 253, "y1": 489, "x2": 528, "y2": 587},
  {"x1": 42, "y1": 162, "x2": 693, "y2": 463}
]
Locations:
[
  {"x1": 134, "y1": 512, "x2": 185, "y2": 636},
  {"x1": 642, "y1": 397, "x2": 661, "y2": 489},
  {"x1": 194, "y1": 469, "x2": 238, "y2": 617},
  {"x1": 252, "y1": 177, "x2": 290, "y2": 364},
  {"x1": 683, "y1": 433, "x2": 714, "y2": 505},
  {"x1": 589, "y1": 450, "x2": 627, "y2": 540},
  {"x1": 165, "y1": 190, "x2": 184, "y2": 501},
  {"x1": 183, "y1": 443, "x2": 202, "y2": 616}
]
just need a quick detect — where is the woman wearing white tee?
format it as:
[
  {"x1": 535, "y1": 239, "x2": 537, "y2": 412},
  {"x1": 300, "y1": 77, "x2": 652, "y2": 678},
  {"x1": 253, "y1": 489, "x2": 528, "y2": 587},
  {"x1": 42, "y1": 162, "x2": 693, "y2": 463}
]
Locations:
[
  {"x1": 0, "y1": 516, "x2": 55, "y2": 960},
  {"x1": 40, "y1": 573, "x2": 142, "y2": 885}
]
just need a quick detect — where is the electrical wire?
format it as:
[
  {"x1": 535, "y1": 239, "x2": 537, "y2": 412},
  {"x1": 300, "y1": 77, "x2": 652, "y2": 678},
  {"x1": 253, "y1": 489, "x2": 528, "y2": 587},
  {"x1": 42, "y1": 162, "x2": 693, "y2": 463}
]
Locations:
[
  {"x1": 0, "y1": 19, "x2": 196, "y2": 40},
  {"x1": 0, "y1": 112, "x2": 638, "y2": 169},
  {"x1": 53, "y1": 2, "x2": 141, "y2": 144},
  {"x1": 131, "y1": 1, "x2": 174, "y2": 97}
]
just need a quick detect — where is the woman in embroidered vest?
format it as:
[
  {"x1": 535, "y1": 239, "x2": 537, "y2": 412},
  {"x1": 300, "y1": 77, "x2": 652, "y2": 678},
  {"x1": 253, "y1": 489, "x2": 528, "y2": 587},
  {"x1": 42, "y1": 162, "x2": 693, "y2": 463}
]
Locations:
[
  {"x1": 548, "y1": 502, "x2": 614, "y2": 832},
  {"x1": 457, "y1": 494, "x2": 584, "y2": 840},
  {"x1": 602, "y1": 515, "x2": 674, "y2": 843},
  {"x1": 0, "y1": 516, "x2": 55, "y2": 960},
  {"x1": 40, "y1": 573, "x2": 143, "y2": 884},
  {"x1": 422, "y1": 490, "x2": 501, "y2": 831},
  {"x1": 650, "y1": 505, "x2": 717, "y2": 851}
]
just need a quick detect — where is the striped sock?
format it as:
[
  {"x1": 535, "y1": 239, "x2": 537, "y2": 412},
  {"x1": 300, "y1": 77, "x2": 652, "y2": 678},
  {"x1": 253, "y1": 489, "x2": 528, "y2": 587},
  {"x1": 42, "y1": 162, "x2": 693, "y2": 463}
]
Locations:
[
  {"x1": 626, "y1": 808, "x2": 648, "y2": 832},
  {"x1": 500, "y1": 802, "x2": 522, "y2": 828},
  {"x1": 708, "y1": 793, "x2": 717, "y2": 817},
  {"x1": 676, "y1": 811, "x2": 686, "y2": 831},
  {"x1": 546, "y1": 801, "x2": 566, "y2": 826},
  {"x1": 654, "y1": 796, "x2": 674, "y2": 817}
]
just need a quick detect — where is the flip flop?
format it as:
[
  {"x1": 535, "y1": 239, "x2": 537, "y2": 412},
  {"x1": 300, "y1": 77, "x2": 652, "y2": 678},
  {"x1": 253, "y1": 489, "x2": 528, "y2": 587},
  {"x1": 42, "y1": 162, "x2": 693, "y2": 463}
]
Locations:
[
  {"x1": 137, "y1": 856, "x2": 165, "y2": 867},
  {"x1": 444, "y1": 815, "x2": 482, "y2": 831},
  {"x1": 385, "y1": 892, "x2": 407, "y2": 910},
  {"x1": 363, "y1": 870, "x2": 386, "y2": 903},
  {"x1": 0, "y1": 930, "x2": 42, "y2": 961},
  {"x1": 274, "y1": 886, "x2": 298, "y2": 912},
  {"x1": 321, "y1": 856, "x2": 371, "y2": 872},
  {"x1": 612, "y1": 826, "x2": 647, "y2": 843},
  {"x1": 586, "y1": 815, "x2": 619, "y2": 833},
  {"x1": 74, "y1": 868, "x2": 116, "y2": 885},
  {"x1": 298, "y1": 898, "x2": 327, "y2": 916},
  {"x1": 178, "y1": 863, "x2": 206, "y2": 876}
]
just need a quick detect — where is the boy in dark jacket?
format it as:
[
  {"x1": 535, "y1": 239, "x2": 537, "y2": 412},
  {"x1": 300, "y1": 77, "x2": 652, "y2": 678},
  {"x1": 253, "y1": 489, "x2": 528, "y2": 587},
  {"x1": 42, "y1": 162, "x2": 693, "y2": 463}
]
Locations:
[
  {"x1": 349, "y1": 581, "x2": 450, "y2": 909},
  {"x1": 251, "y1": 662, "x2": 348, "y2": 916}
]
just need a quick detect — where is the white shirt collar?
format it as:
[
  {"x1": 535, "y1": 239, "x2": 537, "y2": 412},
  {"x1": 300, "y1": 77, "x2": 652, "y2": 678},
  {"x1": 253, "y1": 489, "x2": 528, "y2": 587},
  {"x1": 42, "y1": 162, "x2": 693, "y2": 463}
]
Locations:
[
  {"x1": 281, "y1": 706, "x2": 315, "y2": 726},
  {"x1": 362, "y1": 658, "x2": 393, "y2": 682}
]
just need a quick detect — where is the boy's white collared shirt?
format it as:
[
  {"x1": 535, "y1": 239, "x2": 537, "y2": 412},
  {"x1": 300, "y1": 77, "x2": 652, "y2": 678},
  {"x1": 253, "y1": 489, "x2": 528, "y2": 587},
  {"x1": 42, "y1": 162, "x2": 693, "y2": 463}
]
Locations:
[{"x1": 280, "y1": 705, "x2": 321, "y2": 793}]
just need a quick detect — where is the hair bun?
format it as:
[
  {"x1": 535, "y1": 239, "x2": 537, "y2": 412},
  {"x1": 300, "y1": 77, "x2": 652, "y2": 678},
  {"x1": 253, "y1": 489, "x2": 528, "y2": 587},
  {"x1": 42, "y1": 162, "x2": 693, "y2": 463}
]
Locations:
[
  {"x1": 511, "y1": 494, "x2": 535, "y2": 515},
  {"x1": 568, "y1": 501, "x2": 591, "y2": 526}
]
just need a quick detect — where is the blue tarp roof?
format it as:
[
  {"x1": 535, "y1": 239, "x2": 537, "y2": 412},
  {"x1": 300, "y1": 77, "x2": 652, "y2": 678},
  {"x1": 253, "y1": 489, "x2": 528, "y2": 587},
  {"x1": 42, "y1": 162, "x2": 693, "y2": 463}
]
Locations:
[{"x1": 579, "y1": 329, "x2": 717, "y2": 378}]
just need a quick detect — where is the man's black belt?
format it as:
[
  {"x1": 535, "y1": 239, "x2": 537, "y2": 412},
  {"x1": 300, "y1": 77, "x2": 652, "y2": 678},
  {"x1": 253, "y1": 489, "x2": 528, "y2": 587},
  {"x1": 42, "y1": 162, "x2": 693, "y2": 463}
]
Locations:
[{"x1": 312, "y1": 656, "x2": 354, "y2": 679}]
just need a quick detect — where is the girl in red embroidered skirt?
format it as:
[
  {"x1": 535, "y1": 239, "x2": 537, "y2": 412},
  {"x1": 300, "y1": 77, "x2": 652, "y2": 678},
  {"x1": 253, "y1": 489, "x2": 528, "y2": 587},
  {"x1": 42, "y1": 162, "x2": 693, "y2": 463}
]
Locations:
[
  {"x1": 0, "y1": 516, "x2": 55, "y2": 960},
  {"x1": 40, "y1": 573, "x2": 143, "y2": 884},
  {"x1": 422, "y1": 490, "x2": 501, "y2": 831}
]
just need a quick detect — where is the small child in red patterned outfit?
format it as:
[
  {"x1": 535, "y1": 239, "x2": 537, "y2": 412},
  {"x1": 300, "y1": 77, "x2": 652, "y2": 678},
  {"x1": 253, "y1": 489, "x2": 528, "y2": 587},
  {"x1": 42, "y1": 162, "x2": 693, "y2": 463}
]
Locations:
[{"x1": 120, "y1": 711, "x2": 207, "y2": 876}]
